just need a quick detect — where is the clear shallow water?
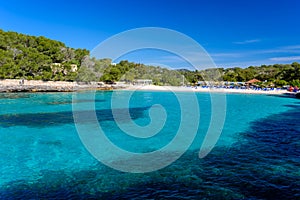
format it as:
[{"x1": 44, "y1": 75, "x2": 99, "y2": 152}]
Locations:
[{"x1": 0, "y1": 91, "x2": 299, "y2": 199}]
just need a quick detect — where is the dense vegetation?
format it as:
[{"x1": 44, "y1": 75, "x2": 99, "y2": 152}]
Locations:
[
  {"x1": 0, "y1": 29, "x2": 183, "y2": 85},
  {"x1": 181, "y1": 62, "x2": 300, "y2": 87},
  {"x1": 1, "y1": 29, "x2": 300, "y2": 87},
  {"x1": 0, "y1": 29, "x2": 89, "y2": 81},
  {"x1": 100, "y1": 61, "x2": 184, "y2": 86}
]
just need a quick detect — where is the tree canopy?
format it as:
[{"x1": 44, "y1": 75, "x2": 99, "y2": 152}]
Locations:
[
  {"x1": 0, "y1": 29, "x2": 89, "y2": 81},
  {"x1": 1, "y1": 29, "x2": 300, "y2": 87}
]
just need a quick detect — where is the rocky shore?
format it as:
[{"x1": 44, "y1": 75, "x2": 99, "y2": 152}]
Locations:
[{"x1": 0, "y1": 79, "x2": 121, "y2": 92}]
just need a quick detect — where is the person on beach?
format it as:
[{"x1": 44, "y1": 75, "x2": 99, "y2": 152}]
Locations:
[{"x1": 19, "y1": 79, "x2": 24, "y2": 85}]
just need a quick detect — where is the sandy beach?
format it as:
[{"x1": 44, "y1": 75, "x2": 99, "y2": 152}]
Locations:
[
  {"x1": 0, "y1": 79, "x2": 296, "y2": 96},
  {"x1": 121, "y1": 85, "x2": 293, "y2": 95}
]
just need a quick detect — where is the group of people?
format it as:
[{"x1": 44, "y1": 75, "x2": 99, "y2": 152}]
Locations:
[{"x1": 288, "y1": 86, "x2": 299, "y2": 92}]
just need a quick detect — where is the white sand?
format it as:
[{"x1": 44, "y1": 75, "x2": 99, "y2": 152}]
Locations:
[
  {"x1": 0, "y1": 79, "x2": 293, "y2": 95},
  {"x1": 121, "y1": 85, "x2": 292, "y2": 95}
]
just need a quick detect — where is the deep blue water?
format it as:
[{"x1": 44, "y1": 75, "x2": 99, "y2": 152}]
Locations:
[{"x1": 0, "y1": 91, "x2": 299, "y2": 199}]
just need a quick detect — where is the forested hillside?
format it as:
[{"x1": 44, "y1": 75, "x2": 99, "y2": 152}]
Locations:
[
  {"x1": 0, "y1": 29, "x2": 89, "y2": 81},
  {"x1": 181, "y1": 62, "x2": 300, "y2": 87},
  {"x1": 1, "y1": 29, "x2": 300, "y2": 87},
  {"x1": 0, "y1": 29, "x2": 184, "y2": 85}
]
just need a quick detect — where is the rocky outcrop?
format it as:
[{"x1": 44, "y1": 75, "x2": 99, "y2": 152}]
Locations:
[{"x1": 0, "y1": 79, "x2": 118, "y2": 92}]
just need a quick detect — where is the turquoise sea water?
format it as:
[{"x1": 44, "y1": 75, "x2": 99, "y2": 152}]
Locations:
[{"x1": 0, "y1": 91, "x2": 299, "y2": 199}]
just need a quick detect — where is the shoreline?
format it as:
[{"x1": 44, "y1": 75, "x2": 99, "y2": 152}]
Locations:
[
  {"x1": 0, "y1": 79, "x2": 296, "y2": 96},
  {"x1": 119, "y1": 85, "x2": 295, "y2": 96},
  {"x1": 0, "y1": 79, "x2": 118, "y2": 93}
]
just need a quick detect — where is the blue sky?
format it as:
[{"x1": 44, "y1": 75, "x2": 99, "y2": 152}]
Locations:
[{"x1": 1, "y1": 0, "x2": 300, "y2": 69}]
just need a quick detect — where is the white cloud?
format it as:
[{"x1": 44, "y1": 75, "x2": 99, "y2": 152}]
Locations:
[
  {"x1": 282, "y1": 45, "x2": 300, "y2": 50},
  {"x1": 210, "y1": 53, "x2": 242, "y2": 58},
  {"x1": 258, "y1": 46, "x2": 300, "y2": 54},
  {"x1": 269, "y1": 56, "x2": 300, "y2": 62},
  {"x1": 215, "y1": 59, "x2": 275, "y2": 68},
  {"x1": 233, "y1": 39, "x2": 260, "y2": 45}
]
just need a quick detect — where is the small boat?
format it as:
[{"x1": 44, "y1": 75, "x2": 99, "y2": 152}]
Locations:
[{"x1": 296, "y1": 93, "x2": 300, "y2": 99}]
